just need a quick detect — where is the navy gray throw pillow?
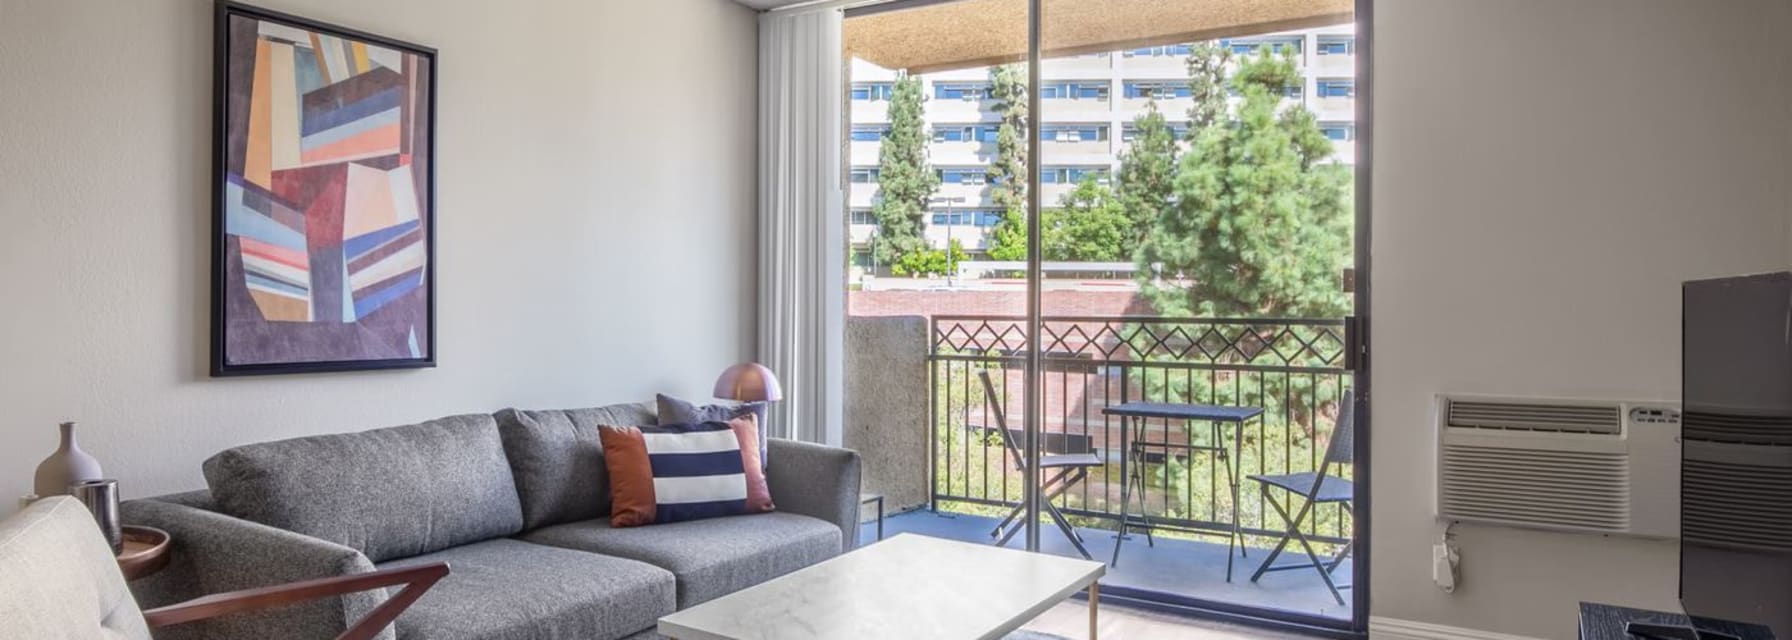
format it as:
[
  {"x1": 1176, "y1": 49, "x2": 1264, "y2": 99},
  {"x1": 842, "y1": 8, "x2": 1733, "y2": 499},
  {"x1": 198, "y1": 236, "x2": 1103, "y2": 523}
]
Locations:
[{"x1": 657, "y1": 393, "x2": 768, "y2": 467}]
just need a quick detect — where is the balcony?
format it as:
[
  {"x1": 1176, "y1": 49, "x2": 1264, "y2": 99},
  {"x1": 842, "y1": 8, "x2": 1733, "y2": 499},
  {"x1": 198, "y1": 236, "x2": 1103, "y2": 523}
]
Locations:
[{"x1": 846, "y1": 313, "x2": 1355, "y2": 621}]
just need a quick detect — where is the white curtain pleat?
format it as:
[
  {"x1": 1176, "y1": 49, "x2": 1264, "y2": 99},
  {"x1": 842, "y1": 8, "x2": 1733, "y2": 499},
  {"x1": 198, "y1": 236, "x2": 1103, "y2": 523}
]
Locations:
[{"x1": 758, "y1": 8, "x2": 845, "y2": 446}]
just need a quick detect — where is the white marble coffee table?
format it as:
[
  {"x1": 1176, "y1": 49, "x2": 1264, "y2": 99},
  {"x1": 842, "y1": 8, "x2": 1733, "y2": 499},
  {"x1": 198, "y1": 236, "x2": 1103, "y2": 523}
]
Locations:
[{"x1": 658, "y1": 533, "x2": 1106, "y2": 640}]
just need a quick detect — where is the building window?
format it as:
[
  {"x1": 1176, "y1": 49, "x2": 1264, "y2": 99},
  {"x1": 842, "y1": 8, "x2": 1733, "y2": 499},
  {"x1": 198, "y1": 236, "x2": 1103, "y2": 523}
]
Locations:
[
  {"x1": 849, "y1": 209, "x2": 877, "y2": 225},
  {"x1": 851, "y1": 82, "x2": 894, "y2": 101},
  {"x1": 1224, "y1": 37, "x2": 1302, "y2": 56},
  {"x1": 1317, "y1": 36, "x2": 1355, "y2": 56},
  {"x1": 1041, "y1": 166, "x2": 1110, "y2": 184},
  {"x1": 1041, "y1": 81, "x2": 1109, "y2": 100},
  {"x1": 850, "y1": 125, "x2": 890, "y2": 142},
  {"x1": 1317, "y1": 78, "x2": 1355, "y2": 98},
  {"x1": 1123, "y1": 81, "x2": 1193, "y2": 100},
  {"x1": 938, "y1": 167, "x2": 990, "y2": 185},
  {"x1": 1319, "y1": 122, "x2": 1356, "y2": 142},
  {"x1": 850, "y1": 167, "x2": 880, "y2": 184},
  {"x1": 1121, "y1": 121, "x2": 1191, "y2": 142},
  {"x1": 1042, "y1": 124, "x2": 1109, "y2": 142},
  {"x1": 934, "y1": 82, "x2": 990, "y2": 100},
  {"x1": 1124, "y1": 43, "x2": 1193, "y2": 58},
  {"x1": 931, "y1": 209, "x2": 1003, "y2": 226},
  {"x1": 1226, "y1": 82, "x2": 1303, "y2": 99},
  {"x1": 933, "y1": 124, "x2": 999, "y2": 143}
]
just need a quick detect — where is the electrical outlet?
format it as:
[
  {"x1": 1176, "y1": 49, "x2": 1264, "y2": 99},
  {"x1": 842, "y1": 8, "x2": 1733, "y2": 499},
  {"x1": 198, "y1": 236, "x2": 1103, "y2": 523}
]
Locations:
[{"x1": 1433, "y1": 542, "x2": 1459, "y2": 593}]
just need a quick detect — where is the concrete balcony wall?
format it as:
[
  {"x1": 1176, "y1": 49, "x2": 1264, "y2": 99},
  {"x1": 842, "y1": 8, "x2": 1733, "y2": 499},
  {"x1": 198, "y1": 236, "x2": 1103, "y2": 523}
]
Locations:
[
  {"x1": 849, "y1": 223, "x2": 875, "y2": 245},
  {"x1": 852, "y1": 101, "x2": 890, "y2": 124},
  {"x1": 1039, "y1": 181, "x2": 1077, "y2": 204},
  {"x1": 845, "y1": 315, "x2": 931, "y2": 516},
  {"x1": 1038, "y1": 97, "x2": 1113, "y2": 122},
  {"x1": 1115, "y1": 55, "x2": 1188, "y2": 80},
  {"x1": 924, "y1": 225, "x2": 991, "y2": 250},
  {"x1": 1312, "y1": 95, "x2": 1353, "y2": 117},
  {"x1": 1310, "y1": 53, "x2": 1355, "y2": 76},
  {"x1": 936, "y1": 181, "x2": 993, "y2": 206},
  {"x1": 1119, "y1": 96, "x2": 1193, "y2": 119},
  {"x1": 1041, "y1": 55, "x2": 1113, "y2": 77},
  {"x1": 927, "y1": 97, "x2": 999, "y2": 122},
  {"x1": 1040, "y1": 139, "x2": 1114, "y2": 164},
  {"x1": 929, "y1": 140, "x2": 996, "y2": 166},
  {"x1": 850, "y1": 140, "x2": 883, "y2": 166},
  {"x1": 849, "y1": 183, "x2": 879, "y2": 208}
]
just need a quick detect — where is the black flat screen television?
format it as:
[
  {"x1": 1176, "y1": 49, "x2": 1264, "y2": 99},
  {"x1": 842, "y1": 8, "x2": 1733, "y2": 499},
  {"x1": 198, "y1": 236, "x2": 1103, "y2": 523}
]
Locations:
[{"x1": 1632, "y1": 272, "x2": 1792, "y2": 640}]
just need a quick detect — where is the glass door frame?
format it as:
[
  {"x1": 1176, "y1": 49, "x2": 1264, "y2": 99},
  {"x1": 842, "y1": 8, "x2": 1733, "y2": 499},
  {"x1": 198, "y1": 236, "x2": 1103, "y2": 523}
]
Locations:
[
  {"x1": 1015, "y1": 1, "x2": 1374, "y2": 636},
  {"x1": 843, "y1": 0, "x2": 1374, "y2": 635}
]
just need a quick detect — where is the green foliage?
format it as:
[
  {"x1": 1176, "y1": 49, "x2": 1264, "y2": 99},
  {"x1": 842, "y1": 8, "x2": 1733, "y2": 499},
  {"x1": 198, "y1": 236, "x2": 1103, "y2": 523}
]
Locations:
[
  {"x1": 871, "y1": 73, "x2": 939, "y2": 269},
  {"x1": 1185, "y1": 41, "x2": 1232, "y2": 129},
  {"x1": 892, "y1": 239, "x2": 968, "y2": 277},
  {"x1": 985, "y1": 64, "x2": 1029, "y2": 261},
  {"x1": 1116, "y1": 101, "x2": 1179, "y2": 249},
  {"x1": 1138, "y1": 48, "x2": 1352, "y2": 319},
  {"x1": 1042, "y1": 176, "x2": 1130, "y2": 261}
]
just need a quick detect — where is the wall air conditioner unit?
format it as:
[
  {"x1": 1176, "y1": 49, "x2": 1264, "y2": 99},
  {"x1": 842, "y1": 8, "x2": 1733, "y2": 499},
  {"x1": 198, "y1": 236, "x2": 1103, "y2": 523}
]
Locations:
[{"x1": 1435, "y1": 394, "x2": 1679, "y2": 538}]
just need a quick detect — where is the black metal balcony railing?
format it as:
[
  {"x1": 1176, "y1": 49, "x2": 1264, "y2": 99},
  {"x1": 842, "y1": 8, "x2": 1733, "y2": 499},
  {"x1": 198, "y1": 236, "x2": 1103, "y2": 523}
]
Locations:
[{"x1": 928, "y1": 315, "x2": 1354, "y2": 547}]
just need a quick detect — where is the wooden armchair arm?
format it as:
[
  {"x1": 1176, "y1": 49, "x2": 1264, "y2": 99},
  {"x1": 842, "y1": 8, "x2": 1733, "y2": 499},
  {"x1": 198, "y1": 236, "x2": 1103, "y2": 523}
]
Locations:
[{"x1": 142, "y1": 561, "x2": 449, "y2": 640}]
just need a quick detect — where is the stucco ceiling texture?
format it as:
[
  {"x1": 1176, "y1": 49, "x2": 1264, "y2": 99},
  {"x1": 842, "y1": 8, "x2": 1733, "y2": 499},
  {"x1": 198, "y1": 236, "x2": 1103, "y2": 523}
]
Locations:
[{"x1": 846, "y1": 0, "x2": 1353, "y2": 74}]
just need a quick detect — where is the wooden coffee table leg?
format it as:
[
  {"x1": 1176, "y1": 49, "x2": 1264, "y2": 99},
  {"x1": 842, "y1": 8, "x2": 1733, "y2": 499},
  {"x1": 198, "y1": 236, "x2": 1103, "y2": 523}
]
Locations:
[{"x1": 1088, "y1": 581, "x2": 1099, "y2": 640}]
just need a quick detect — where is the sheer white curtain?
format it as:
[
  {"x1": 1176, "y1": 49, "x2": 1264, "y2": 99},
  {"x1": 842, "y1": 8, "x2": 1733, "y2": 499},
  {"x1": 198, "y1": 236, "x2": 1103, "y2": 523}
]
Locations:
[{"x1": 758, "y1": 6, "x2": 845, "y2": 445}]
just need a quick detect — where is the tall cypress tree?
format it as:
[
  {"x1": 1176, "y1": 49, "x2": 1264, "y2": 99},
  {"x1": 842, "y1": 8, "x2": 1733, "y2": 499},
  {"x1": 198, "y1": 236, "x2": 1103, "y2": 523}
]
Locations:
[
  {"x1": 1116, "y1": 101, "x2": 1178, "y2": 251},
  {"x1": 984, "y1": 64, "x2": 1029, "y2": 261},
  {"x1": 872, "y1": 72, "x2": 938, "y2": 269},
  {"x1": 1186, "y1": 41, "x2": 1231, "y2": 129}
]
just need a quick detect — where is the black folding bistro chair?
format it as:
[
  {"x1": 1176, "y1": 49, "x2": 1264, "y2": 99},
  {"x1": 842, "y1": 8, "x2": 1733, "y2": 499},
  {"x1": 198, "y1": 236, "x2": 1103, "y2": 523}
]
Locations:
[
  {"x1": 1247, "y1": 388, "x2": 1356, "y2": 605},
  {"x1": 975, "y1": 370, "x2": 1104, "y2": 560}
]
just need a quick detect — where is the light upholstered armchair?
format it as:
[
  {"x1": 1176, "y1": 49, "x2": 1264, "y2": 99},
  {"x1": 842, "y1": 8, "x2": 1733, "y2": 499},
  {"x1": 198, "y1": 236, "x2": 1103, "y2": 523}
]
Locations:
[{"x1": 0, "y1": 496, "x2": 448, "y2": 640}]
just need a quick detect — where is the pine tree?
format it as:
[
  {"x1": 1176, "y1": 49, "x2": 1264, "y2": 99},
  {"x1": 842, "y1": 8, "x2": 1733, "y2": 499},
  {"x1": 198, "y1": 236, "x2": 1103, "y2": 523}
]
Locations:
[
  {"x1": 984, "y1": 64, "x2": 1029, "y2": 261},
  {"x1": 1116, "y1": 101, "x2": 1178, "y2": 250},
  {"x1": 871, "y1": 72, "x2": 938, "y2": 270},
  {"x1": 1138, "y1": 48, "x2": 1352, "y2": 319},
  {"x1": 1185, "y1": 41, "x2": 1231, "y2": 129}
]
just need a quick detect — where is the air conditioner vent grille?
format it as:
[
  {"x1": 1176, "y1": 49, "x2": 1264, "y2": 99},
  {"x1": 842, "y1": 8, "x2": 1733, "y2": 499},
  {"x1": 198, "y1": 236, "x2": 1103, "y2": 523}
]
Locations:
[
  {"x1": 1683, "y1": 458, "x2": 1792, "y2": 551},
  {"x1": 1447, "y1": 400, "x2": 1622, "y2": 435},
  {"x1": 1439, "y1": 444, "x2": 1629, "y2": 532},
  {"x1": 1682, "y1": 411, "x2": 1792, "y2": 447}
]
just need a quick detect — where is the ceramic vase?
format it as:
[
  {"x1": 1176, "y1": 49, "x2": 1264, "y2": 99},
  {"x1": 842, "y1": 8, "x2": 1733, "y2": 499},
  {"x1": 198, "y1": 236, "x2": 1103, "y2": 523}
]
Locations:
[{"x1": 33, "y1": 422, "x2": 104, "y2": 497}]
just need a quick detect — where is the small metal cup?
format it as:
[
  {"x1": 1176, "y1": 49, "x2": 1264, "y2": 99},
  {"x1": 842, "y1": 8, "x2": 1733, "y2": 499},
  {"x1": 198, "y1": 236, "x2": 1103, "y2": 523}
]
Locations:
[{"x1": 70, "y1": 479, "x2": 122, "y2": 554}]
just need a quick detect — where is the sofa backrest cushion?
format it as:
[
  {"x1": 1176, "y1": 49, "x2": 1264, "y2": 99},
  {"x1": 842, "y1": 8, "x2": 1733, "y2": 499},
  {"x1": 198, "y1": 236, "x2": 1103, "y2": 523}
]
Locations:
[
  {"x1": 202, "y1": 414, "x2": 523, "y2": 563},
  {"x1": 495, "y1": 402, "x2": 657, "y2": 531}
]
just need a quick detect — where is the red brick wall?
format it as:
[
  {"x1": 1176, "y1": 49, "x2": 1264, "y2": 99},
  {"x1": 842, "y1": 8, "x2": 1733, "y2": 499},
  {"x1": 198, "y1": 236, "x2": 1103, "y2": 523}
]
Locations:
[{"x1": 848, "y1": 287, "x2": 1157, "y2": 319}]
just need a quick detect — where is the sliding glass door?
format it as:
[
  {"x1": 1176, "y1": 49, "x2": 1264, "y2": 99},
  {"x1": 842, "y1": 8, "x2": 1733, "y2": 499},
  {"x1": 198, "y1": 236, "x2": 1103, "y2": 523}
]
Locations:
[{"x1": 842, "y1": 0, "x2": 1368, "y2": 634}]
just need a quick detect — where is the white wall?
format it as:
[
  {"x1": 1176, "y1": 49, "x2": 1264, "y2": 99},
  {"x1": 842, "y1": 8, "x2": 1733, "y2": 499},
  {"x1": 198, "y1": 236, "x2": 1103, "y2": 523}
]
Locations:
[
  {"x1": 1373, "y1": 0, "x2": 1792, "y2": 637},
  {"x1": 0, "y1": 0, "x2": 758, "y2": 507}
]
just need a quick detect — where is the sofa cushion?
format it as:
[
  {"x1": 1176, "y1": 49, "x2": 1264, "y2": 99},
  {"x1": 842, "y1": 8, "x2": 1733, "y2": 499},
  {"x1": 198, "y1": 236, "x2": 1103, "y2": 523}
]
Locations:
[
  {"x1": 600, "y1": 417, "x2": 774, "y2": 528},
  {"x1": 378, "y1": 539, "x2": 675, "y2": 640},
  {"x1": 520, "y1": 512, "x2": 840, "y2": 608},
  {"x1": 494, "y1": 402, "x2": 657, "y2": 531},
  {"x1": 202, "y1": 414, "x2": 523, "y2": 563},
  {"x1": 657, "y1": 393, "x2": 767, "y2": 466}
]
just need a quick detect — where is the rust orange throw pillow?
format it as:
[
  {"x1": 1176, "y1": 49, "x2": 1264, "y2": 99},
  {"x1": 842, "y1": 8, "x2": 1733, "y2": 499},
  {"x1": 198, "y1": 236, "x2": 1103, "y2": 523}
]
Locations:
[{"x1": 600, "y1": 415, "x2": 774, "y2": 527}]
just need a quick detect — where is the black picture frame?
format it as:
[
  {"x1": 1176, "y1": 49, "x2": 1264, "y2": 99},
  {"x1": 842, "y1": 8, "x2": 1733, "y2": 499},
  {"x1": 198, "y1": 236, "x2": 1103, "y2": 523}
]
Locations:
[{"x1": 210, "y1": 1, "x2": 437, "y2": 376}]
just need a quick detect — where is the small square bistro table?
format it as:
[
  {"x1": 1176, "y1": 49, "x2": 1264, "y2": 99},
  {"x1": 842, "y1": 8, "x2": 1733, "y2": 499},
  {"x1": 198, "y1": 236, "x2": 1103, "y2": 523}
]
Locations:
[
  {"x1": 658, "y1": 534, "x2": 1106, "y2": 640},
  {"x1": 1100, "y1": 401, "x2": 1265, "y2": 580}
]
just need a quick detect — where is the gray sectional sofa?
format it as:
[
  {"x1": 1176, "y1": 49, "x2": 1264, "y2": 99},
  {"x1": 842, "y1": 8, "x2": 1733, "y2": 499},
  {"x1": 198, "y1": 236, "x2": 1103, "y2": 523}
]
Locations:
[{"x1": 122, "y1": 402, "x2": 862, "y2": 640}]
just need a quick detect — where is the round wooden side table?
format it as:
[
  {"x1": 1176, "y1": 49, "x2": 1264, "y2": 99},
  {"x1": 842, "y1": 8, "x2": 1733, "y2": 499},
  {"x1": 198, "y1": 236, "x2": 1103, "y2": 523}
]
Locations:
[{"x1": 117, "y1": 525, "x2": 171, "y2": 580}]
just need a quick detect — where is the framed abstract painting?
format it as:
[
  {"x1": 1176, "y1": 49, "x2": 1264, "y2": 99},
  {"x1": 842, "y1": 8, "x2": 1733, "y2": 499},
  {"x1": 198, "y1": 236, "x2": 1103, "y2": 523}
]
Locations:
[{"x1": 211, "y1": 2, "x2": 436, "y2": 376}]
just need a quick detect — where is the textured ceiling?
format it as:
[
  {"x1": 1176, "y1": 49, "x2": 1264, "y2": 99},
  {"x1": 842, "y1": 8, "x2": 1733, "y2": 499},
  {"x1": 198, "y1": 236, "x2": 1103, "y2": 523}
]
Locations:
[
  {"x1": 846, "y1": 0, "x2": 1353, "y2": 74},
  {"x1": 735, "y1": 0, "x2": 817, "y2": 9}
]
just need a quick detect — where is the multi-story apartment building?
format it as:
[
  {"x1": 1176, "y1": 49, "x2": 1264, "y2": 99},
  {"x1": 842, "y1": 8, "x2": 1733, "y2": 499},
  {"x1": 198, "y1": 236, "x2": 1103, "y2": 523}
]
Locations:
[{"x1": 848, "y1": 26, "x2": 1358, "y2": 265}]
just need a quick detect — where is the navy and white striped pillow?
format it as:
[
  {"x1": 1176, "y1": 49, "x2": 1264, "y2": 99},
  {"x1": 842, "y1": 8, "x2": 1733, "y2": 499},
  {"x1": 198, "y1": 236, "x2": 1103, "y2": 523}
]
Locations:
[{"x1": 600, "y1": 416, "x2": 774, "y2": 527}]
